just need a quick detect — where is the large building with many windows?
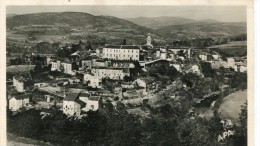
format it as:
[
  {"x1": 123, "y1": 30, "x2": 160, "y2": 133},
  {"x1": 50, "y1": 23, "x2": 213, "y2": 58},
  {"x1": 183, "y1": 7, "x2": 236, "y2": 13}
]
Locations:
[{"x1": 102, "y1": 45, "x2": 141, "y2": 61}]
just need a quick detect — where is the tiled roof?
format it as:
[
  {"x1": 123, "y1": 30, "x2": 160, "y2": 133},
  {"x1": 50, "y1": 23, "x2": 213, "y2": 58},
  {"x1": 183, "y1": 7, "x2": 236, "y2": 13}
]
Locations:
[
  {"x1": 89, "y1": 95, "x2": 101, "y2": 101},
  {"x1": 64, "y1": 93, "x2": 80, "y2": 101},
  {"x1": 13, "y1": 94, "x2": 30, "y2": 100},
  {"x1": 80, "y1": 93, "x2": 89, "y2": 97},
  {"x1": 104, "y1": 45, "x2": 140, "y2": 50},
  {"x1": 138, "y1": 77, "x2": 156, "y2": 84},
  {"x1": 75, "y1": 99, "x2": 86, "y2": 106}
]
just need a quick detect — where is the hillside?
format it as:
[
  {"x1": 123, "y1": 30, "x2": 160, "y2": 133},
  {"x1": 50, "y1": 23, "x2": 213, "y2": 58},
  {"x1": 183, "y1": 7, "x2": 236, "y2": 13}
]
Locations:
[
  {"x1": 156, "y1": 22, "x2": 246, "y2": 39},
  {"x1": 126, "y1": 16, "x2": 195, "y2": 29},
  {"x1": 6, "y1": 12, "x2": 163, "y2": 45}
]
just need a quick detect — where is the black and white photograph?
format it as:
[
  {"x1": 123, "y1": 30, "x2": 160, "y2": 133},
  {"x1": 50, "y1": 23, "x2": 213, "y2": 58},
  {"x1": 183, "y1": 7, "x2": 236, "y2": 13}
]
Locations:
[{"x1": 1, "y1": 1, "x2": 254, "y2": 146}]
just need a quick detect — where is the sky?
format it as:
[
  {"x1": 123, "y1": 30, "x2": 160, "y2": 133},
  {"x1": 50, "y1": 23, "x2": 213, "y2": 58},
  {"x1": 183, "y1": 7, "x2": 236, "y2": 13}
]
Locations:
[{"x1": 6, "y1": 5, "x2": 246, "y2": 22}]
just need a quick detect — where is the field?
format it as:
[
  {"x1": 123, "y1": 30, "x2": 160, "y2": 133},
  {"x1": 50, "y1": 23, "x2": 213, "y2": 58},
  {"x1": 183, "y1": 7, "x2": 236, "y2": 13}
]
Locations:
[
  {"x1": 208, "y1": 41, "x2": 247, "y2": 56},
  {"x1": 6, "y1": 65, "x2": 35, "y2": 73},
  {"x1": 219, "y1": 90, "x2": 247, "y2": 122}
]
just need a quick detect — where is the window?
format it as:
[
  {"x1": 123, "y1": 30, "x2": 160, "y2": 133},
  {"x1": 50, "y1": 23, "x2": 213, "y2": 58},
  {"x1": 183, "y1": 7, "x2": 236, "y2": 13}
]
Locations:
[{"x1": 91, "y1": 105, "x2": 94, "y2": 109}]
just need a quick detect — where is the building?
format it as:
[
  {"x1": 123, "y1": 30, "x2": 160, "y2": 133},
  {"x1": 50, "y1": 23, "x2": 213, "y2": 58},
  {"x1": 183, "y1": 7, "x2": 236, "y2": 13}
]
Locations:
[
  {"x1": 227, "y1": 58, "x2": 235, "y2": 67},
  {"x1": 102, "y1": 45, "x2": 141, "y2": 61},
  {"x1": 168, "y1": 47, "x2": 191, "y2": 59},
  {"x1": 63, "y1": 93, "x2": 86, "y2": 116},
  {"x1": 93, "y1": 59, "x2": 108, "y2": 67},
  {"x1": 133, "y1": 77, "x2": 157, "y2": 95},
  {"x1": 61, "y1": 61, "x2": 77, "y2": 76},
  {"x1": 34, "y1": 82, "x2": 49, "y2": 88},
  {"x1": 91, "y1": 67, "x2": 130, "y2": 80},
  {"x1": 199, "y1": 52, "x2": 208, "y2": 61},
  {"x1": 170, "y1": 64, "x2": 182, "y2": 72},
  {"x1": 85, "y1": 95, "x2": 102, "y2": 111},
  {"x1": 83, "y1": 73, "x2": 102, "y2": 88},
  {"x1": 212, "y1": 52, "x2": 219, "y2": 60},
  {"x1": 51, "y1": 60, "x2": 61, "y2": 71},
  {"x1": 9, "y1": 94, "x2": 30, "y2": 111},
  {"x1": 146, "y1": 33, "x2": 153, "y2": 48},
  {"x1": 13, "y1": 76, "x2": 28, "y2": 92}
]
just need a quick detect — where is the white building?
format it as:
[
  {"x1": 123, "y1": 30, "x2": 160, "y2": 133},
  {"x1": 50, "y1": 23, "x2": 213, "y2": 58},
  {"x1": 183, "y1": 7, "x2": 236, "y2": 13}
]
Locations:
[
  {"x1": 51, "y1": 60, "x2": 61, "y2": 71},
  {"x1": 239, "y1": 65, "x2": 247, "y2": 73},
  {"x1": 199, "y1": 52, "x2": 208, "y2": 61},
  {"x1": 146, "y1": 33, "x2": 153, "y2": 48},
  {"x1": 84, "y1": 95, "x2": 102, "y2": 111},
  {"x1": 9, "y1": 94, "x2": 30, "y2": 111},
  {"x1": 212, "y1": 52, "x2": 219, "y2": 60},
  {"x1": 13, "y1": 76, "x2": 26, "y2": 92},
  {"x1": 63, "y1": 93, "x2": 86, "y2": 116},
  {"x1": 61, "y1": 61, "x2": 77, "y2": 76},
  {"x1": 83, "y1": 73, "x2": 102, "y2": 88},
  {"x1": 170, "y1": 64, "x2": 182, "y2": 72},
  {"x1": 34, "y1": 82, "x2": 49, "y2": 88},
  {"x1": 133, "y1": 77, "x2": 156, "y2": 95},
  {"x1": 91, "y1": 67, "x2": 130, "y2": 80},
  {"x1": 102, "y1": 45, "x2": 140, "y2": 61},
  {"x1": 168, "y1": 47, "x2": 191, "y2": 59},
  {"x1": 227, "y1": 58, "x2": 235, "y2": 67}
]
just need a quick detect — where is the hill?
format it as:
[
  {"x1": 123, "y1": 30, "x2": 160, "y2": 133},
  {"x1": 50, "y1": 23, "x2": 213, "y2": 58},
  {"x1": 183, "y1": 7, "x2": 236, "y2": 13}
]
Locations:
[
  {"x1": 156, "y1": 22, "x2": 246, "y2": 39},
  {"x1": 126, "y1": 16, "x2": 196, "y2": 29},
  {"x1": 6, "y1": 12, "x2": 163, "y2": 45},
  {"x1": 208, "y1": 41, "x2": 247, "y2": 57}
]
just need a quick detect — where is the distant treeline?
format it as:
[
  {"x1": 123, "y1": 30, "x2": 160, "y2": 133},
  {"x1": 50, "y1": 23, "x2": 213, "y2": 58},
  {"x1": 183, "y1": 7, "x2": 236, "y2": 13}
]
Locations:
[{"x1": 171, "y1": 34, "x2": 247, "y2": 48}]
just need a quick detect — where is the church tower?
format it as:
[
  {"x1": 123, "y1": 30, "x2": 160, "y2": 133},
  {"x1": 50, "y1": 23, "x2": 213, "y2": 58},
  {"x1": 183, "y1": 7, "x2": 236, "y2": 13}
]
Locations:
[{"x1": 147, "y1": 33, "x2": 153, "y2": 48}]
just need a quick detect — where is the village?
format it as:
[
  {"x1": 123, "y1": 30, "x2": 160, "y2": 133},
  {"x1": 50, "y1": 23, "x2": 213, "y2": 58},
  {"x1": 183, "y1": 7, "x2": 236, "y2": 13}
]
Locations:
[{"x1": 6, "y1": 33, "x2": 247, "y2": 120}]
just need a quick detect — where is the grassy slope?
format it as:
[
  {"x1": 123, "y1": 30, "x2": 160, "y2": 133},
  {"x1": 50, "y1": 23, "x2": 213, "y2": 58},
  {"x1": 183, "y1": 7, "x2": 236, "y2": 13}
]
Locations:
[
  {"x1": 208, "y1": 41, "x2": 247, "y2": 56},
  {"x1": 6, "y1": 12, "x2": 161, "y2": 44},
  {"x1": 219, "y1": 90, "x2": 247, "y2": 122},
  {"x1": 156, "y1": 22, "x2": 246, "y2": 39}
]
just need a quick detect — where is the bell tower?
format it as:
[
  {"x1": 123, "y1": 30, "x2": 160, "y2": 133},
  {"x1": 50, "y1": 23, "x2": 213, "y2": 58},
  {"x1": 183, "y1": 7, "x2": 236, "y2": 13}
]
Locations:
[{"x1": 147, "y1": 33, "x2": 153, "y2": 48}]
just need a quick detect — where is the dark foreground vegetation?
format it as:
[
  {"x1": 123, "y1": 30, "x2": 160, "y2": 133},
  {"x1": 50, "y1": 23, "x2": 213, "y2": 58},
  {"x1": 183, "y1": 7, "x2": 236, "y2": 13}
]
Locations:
[{"x1": 7, "y1": 99, "x2": 247, "y2": 146}]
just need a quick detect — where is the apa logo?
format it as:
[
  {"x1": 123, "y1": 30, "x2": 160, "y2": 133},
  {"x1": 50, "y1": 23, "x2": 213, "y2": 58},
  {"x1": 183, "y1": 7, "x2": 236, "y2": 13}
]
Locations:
[{"x1": 218, "y1": 130, "x2": 235, "y2": 142}]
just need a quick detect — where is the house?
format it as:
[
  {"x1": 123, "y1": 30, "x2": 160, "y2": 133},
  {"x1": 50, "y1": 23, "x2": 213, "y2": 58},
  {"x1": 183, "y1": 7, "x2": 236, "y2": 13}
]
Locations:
[
  {"x1": 133, "y1": 77, "x2": 157, "y2": 95},
  {"x1": 212, "y1": 52, "x2": 219, "y2": 60},
  {"x1": 83, "y1": 73, "x2": 102, "y2": 88},
  {"x1": 199, "y1": 52, "x2": 208, "y2": 61},
  {"x1": 93, "y1": 59, "x2": 108, "y2": 67},
  {"x1": 9, "y1": 94, "x2": 30, "y2": 111},
  {"x1": 84, "y1": 94, "x2": 102, "y2": 111},
  {"x1": 167, "y1": 47, "x2": 191, "y2": 59},
  {"x1": 183, "y1": 64, "x2": 201, "y2": 75},
  {"x1": 227, "y1": 58, "x2": 235, "y2": 67},
  {"x1": 34, "y1": 82, "x2": 49, "y2": 88},
  {"x1": 91, "y1": 67, "x2": 130, "y2": 80},
  {"x1": 81, "y1": 56, "x2": 98, "y2": 69},
  {"x1": 102, "y1": 45, "x2": 141, "y2": 61},
  {"x1": 109, "y1": 60, "x2": 136, "y2": 68},
  {"x1": 239, "y1": 65, "x2": 247, "y2": 73},
  {"x1": 61, "y1": 61, "x2": 77, "y2": 76},
  {"x1": 51, "y1": 60, "x2": 61, "y2": 71},
  {"x1": 170, "y1": 64, "x2": 182, "y2": 72},
  {"x1": 69, "y1": 77, "x2": 81, "y2": 85},
  {"x1": 13, "y1": 76, "x2": 32, "y2": 92},
  {"x1": 63, "y1": 93, "x2": 86, "y2": 116}
]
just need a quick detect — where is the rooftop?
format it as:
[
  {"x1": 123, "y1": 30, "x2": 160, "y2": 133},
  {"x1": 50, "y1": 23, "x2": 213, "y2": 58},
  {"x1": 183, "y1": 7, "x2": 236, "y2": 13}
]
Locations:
[
  {"x1": 89, "y1": 95, "x2": 101, "y2": 101},
  {"x1": 64, "y1": 93, "x2": 80, "y2": 101},
  {"x1": 12, "y1": 94, "x2": 30, "y2": 100},
  {"x1": 104, "y1": 45, "x2": 141, "y2": 50}
]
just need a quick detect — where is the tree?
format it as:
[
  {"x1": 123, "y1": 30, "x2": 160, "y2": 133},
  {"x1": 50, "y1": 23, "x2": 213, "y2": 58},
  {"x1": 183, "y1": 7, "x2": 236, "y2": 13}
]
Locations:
[
  {"x1": 233, "y1": 102, "x2": 247, "y2": 146},
  {"x1": 34, "y1": 62, "x2": 43, "y2": 74},
  {"x1": 85, "y1": 41, "x2": 92, "y2": 50},
  {"x1": 200, "y1": 62, "x2": 215, "y2": 77},
  {"x1": 122, "y1": 39, "x2": 127, "y2": 45}
]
